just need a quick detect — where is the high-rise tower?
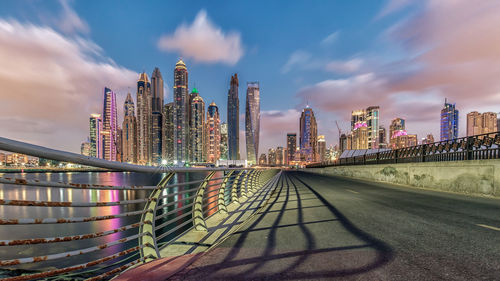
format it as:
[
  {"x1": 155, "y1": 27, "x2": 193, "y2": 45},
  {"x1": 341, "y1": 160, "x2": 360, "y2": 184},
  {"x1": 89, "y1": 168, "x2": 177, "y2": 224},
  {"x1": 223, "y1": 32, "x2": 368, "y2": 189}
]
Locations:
[
  {"x1": 245, "y1": 82, "x2": 260, "y2": 164},
  {"x1": 162, "y1": 102, "x2": 174, "y2": 163},
  {"x1": 151, "y1": 67, "x2": 164, "y2": 164},
  {"x1": 189, "y1": 88, "x2": 205, "y2": 163},
  {"x1": 300, "y1": 106, "x2": 318, "y2": 162},
  {"x1": 122, "y1": 93, "x2": 137, "y2": 163},
  {"x1": 286, "y1": 133, "x2": 297, "y2": 163},
  {"x1": 101, "y1": 87, "x2": 118, "y2": 161},
  {"x1": 89, "y1": 114, "x2": 102, "y2": 158},
  {"x1": 206, "y1": 102, "x2": 221, "y2": 163},
  {"x1": 440, "y1": 99, "x2": 459, "y2": 141},
  {"x1": 173, "y1": 59, "x2": 189, "y2": 162},
  {"x1": 136, "y1": 72, "x2": 152, "y2": 165},
  {"x1": 227, "y1": 74, "x2": 240, "y2": 160}
]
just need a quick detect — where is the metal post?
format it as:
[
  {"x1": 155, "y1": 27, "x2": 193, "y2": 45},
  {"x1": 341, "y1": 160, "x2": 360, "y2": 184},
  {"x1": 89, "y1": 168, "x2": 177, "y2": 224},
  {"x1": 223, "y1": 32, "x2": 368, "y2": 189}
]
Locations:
[
  {"x1": 139, "y1": 172, "x2": 174, "y2": 261},
  {"x1": 217, "y1": 170, "x2": 234, "y2": 215},
  {"x1": 192, "y1": 171, "x2": 216, "y2": 231},
  {"x1": 466, "y1": 136, "x2": 474, "y2": 160},
  {"x1": 231, "y1": 170, "x2": 244, "y2": 204},
  {"x1": 240, "y1": 171, "x2": 250, "y2": 200}
]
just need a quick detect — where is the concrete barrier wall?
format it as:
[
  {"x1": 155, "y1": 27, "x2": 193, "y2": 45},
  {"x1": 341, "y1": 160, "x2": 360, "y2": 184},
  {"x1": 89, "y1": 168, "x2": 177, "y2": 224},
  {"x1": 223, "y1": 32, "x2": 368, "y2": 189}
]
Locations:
[{"x1": 305, "y1": 159, "x2": 500, "y2": 197}]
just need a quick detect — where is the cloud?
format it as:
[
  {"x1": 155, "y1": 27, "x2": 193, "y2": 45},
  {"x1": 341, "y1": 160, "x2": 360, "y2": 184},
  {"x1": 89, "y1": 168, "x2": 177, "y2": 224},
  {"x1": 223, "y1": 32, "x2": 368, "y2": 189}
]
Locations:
[
  {"x1": 157, "y1": 10, "x2": 244, "y2": 65},
  {"x1": 281, "y1": 50, "x2": 312, "y2": 73},
  {"x1": 0, "y1": 20, "x2": 137, "y2": 152},
  {"x1": 56, "y1": 0, "x2": 89, "y2": 34},
  {"x1": 376, "y1": 0, "x2": 414, "y2": 19},
  {"x1": 321, "y1": 31, "x2": 339, "y2": 46},
  {"x1": 325, "y1": 58, "x2": 364, "y2": 74}
]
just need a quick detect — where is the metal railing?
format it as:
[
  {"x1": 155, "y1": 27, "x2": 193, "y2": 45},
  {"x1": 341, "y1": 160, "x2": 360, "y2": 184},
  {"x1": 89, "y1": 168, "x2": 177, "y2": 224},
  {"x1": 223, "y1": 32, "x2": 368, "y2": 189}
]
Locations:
[
  {"x1": 0, "y1": 137, "x2": 280, "y2": 280},
  {"x1": 307, "y1": 131, "x2": 500, "y2": 168}
]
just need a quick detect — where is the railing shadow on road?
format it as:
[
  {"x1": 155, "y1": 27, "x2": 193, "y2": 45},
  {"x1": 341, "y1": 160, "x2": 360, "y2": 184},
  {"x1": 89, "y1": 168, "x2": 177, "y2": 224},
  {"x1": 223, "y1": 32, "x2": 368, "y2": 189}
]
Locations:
[{"x1": 171, "y1": 171, "x2": 394, "y2": 280}]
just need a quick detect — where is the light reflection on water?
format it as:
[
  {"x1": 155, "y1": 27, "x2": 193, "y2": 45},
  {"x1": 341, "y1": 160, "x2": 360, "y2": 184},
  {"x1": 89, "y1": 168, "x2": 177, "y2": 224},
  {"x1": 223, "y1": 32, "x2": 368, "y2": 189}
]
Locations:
[{"x1": 0, "y1": 171, "x2": 210, "y2": 273}]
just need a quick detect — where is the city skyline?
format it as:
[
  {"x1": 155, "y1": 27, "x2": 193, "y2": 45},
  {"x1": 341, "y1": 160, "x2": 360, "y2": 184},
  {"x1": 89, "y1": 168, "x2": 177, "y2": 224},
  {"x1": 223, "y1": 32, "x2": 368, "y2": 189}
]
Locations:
[{"x1": 1, "y1": 1, "x2": 500, "y2": 156}]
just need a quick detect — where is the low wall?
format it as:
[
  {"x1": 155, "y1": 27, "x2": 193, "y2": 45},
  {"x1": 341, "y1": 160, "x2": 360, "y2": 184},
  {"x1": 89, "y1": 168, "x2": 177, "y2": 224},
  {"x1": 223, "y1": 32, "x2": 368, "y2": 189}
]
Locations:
[{"x1": 305, "y1": 159, "x2": 500, "y2": 197}]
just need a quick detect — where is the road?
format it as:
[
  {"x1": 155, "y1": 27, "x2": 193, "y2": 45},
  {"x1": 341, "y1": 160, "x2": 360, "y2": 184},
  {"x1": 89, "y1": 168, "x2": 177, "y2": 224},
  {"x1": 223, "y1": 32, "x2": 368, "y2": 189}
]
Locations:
[{"x1": 168, "y1": 171, "x2": 500, "y2": 280}]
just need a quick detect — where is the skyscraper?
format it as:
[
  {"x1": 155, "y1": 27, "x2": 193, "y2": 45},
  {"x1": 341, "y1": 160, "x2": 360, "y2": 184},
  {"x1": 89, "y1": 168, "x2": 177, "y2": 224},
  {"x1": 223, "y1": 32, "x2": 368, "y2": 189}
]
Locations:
[
  {"x1": 286, "y1": 133, "x2": 296, "y2": 163},
  {"x1": 276, "y1": 146, "x2": 284, "y2": 165},
  {"x1": 245, "y1": 82, "x2": 260, "y2": 164},
  {"x1": 122, "y1": 93, "x2": 137, "y2": 163},
  {"x1": 151, "y1": 67, "x2": 164, "y2": 165},
  {"x1": 136, "y1": 72, "x2": 152, "y2": 165},
  {"x1": 227, "y1": 74, "x2": 240, "y2": 160},
  {"x1": 116, "y1": 127, "x2": 123, "y2": 162},
  {"x1": 379, "y1": 126, "x2": 387, "y2": 148},
  {"x1": 173, "y1": 59, "x2": 189, "y2": 162},
  {"x1": 389, "y1": 118, "x2": 406, "y2": 149},
  {"x1": 189, "y1": 88, "x2": 205, "y2": 163},
  {"x1": 440, "y1": 99, "x2": 459, "y2": 141},
  {"x1": 300, "y1": 106, "x2": 318, "y2": 162},
  {"x1": 467, "y1": 111, "x2": 498, "y2": 136},
  {"x1": 482, "y1": 112, "x2": 497, "y2": 134},
  {"x1": 206, "y1": 102, "x2": 221, "y2": 163},
  {"x1": 318, "y1": 135, "x2": 326, "y2": 162},
  {"x1": 366, "y1": 106, "x2": 380, "y2": 148},
  {"x1": 89, "y1": 114, "x2": 101, "y2": 158},
  {"x1": 162, "y1": 102, "x2": 174, "y2": 163},
  {"x1": 101, "y1": 87, "x2": 118, "y2": 161},
  {"x1": 220, "y1": 122, "x2": 228, "y2": 160}
]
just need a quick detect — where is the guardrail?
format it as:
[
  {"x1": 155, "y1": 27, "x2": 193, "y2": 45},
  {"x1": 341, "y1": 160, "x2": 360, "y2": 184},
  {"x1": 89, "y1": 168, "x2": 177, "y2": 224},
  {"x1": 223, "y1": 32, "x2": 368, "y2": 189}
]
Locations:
[
  {"x1": 308, "y1": 131, "x2": 500, "y2": 168},
  {"x1": 0, "y1": 137, "x2": 280, "y2": 280}
]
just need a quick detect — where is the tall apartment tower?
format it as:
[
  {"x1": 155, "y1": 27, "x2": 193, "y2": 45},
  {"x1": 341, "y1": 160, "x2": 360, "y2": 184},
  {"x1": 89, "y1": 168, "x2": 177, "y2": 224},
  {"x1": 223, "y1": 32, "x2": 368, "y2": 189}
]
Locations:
[
  {"x1": 101, "y1": 87, "x2": 118, "y2": 161},
  {"x1": 136, "y1": 72, "x2": 152, "y2": 165},
  {"x1": 245, "y1": 82, "x2": 260, "y2": 164},
  {"x1": 189, "y1": 88, "x2": 205, "y2": 163},
  {"x1": 162, "y1": 102, "x2": 174, "y2": 163},
  {"x1": 89, "y1": 114, "x2": 102, "y2": 158},
  {"x1": 318, "y1": 135, "x2": 326, "y2": 162},
  {"x1": 440, "y1": 99, "x2": 459, "y2": 141},
  {"x1": 122, "y1": 93, "x2": 137, "y2": 163},
  {"x1": 220, "y1": 123, "x2": 228, "y2": 160},
  {"x1": 173, "y1": 59, "x2": 189, "y2": 162},
  {"x1": 151, "y1": 67, "x2": 164, "y2": 164},
  {"x1": 227, "y1": 74, "x2": 240, "y2": 160},
  {"x1": 467, "y1": 111, "x2": 498, "y2": 136},
  {"x1": 286, "y1": 133, "x2": 297, "y2": 163},
  {"x1": 206, "y1": 102, "x2": 221, "y2": 163},
  {"x1": 366, "y1": 106, "x2": 380, "y2": 148},
  {"x1": 300, "y1": 106, "x2": 318, "y2": 162}
]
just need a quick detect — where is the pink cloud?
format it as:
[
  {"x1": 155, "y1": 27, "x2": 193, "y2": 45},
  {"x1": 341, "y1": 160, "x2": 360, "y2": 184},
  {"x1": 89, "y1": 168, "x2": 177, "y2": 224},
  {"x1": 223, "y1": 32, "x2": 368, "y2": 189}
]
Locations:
[{"x1": 0, "y1": 20, "x2": 137, "y2": 152}]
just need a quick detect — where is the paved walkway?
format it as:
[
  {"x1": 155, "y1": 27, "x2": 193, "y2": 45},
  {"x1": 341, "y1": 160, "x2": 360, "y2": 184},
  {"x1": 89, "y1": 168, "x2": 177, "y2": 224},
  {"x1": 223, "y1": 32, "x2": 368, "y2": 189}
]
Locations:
[{"x1": 167, "y1": 171, "x2": 500, "y2": 280}]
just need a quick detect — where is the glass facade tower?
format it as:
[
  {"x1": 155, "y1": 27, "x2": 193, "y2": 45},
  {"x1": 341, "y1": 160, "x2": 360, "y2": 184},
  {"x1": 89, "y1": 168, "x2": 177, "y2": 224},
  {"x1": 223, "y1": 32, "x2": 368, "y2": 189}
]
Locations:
[{"x1": 245, "y1": 82, "x2": 260, "y2": 164}]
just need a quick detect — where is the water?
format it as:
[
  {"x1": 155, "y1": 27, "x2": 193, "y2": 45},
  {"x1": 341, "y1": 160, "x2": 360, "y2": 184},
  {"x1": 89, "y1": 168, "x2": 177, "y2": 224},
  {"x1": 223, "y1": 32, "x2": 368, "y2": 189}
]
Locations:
[{"x1": 0, "y1": 171, "x2": 221, "y2": 278}]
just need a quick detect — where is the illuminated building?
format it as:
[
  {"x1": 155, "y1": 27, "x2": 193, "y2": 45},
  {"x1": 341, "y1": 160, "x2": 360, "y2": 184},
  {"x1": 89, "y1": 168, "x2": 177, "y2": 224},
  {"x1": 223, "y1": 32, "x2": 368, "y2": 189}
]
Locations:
[
  {"x1": 276, "y1": 146, "x2": 284, "y2": 165},
  {"x1": 300, "y1": 106, "x2": 318, "y2": 162},
  {"x1": 220, "y1": 122, "x2": 228, "y2": 160},
  {"x1": 136, "y1": 72, "x2": 152, "y2": 165},
  {"x1": 162, "y1": 102, "x2": 174, "y2": 163},
  {"x1": 339, "y1": 133, "x2": 347, "y2": 152},
  {"x1": 366, "y1": 106, "x2": 380, "y2": 148},
  {"x1": 259, "y1": 153, "x2": 267, "y2": 165},
  {"x1": 189, "y1": 88, "x2": 205, "y2": 163},
  {"x1": 89, "y1": 114, "x2": 102, "y2": 158},
  {"x1": 389, "y1": 118, "x2": 406, "y2": 149},
  {"x1": 440, "y1": 99, "x2": 459, "y2": 141},
  {"x1": 116, "y1": 127, "x2": 122, "y2": 162},
  {"x1": 352, "y1": 124, "x2": 368, "y2": 149},
  {"x1": 422, "y1": 134, "x2": 435, "y2": 144},
  {"x1": 379, "y1": 126, "x2": 387, "y2": 148},
  {"x1": 245, "y1": 82, "x2": 260, "y2": 164},
  {"x1": 318, "y1": 135, "x2": 326, "y2": 162},
  {"x1": 268, "y1": 148, "x2": 276, "y2": 165},
  {"x1": 151, "y1": 67, "x2": 164, "y2": 164},
  {"x1": 467, "y1": 111, "x2": 497, "y2": 136},
  {"x1": 395, "y1": 134, "x2": 418, "y2": 149},
  {"x1": 205, "y1": 102, "x2": 221, "y2": 163},
  {"x1": 227, "y1": 74, "x2": 240, "y2": 160},
  {"x1": 122, "y1": 93, "x2": 137, "y2": 163},
  {"x1": 81, "y1": 141, "x2": 91, "y2": 156},
  {"x1": 101, "y1": 87, "x2": 118, "y2": 161},
  {"x1": 173, "y1": 59, "x2": 189, "y2": 162},
  {"x1": 286, "y1": 133, "x2": 297, "y2": 163},
  {"x1": 350, "y1": 106, "x2": 379, "y2": 149}
]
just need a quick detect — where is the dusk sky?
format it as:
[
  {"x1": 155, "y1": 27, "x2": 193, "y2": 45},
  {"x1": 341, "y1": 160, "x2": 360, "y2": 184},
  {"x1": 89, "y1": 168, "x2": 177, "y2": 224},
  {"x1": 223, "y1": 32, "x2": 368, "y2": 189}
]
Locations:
[{"x1": 1, "y1": 0, "x2": 500, "y2": 155}]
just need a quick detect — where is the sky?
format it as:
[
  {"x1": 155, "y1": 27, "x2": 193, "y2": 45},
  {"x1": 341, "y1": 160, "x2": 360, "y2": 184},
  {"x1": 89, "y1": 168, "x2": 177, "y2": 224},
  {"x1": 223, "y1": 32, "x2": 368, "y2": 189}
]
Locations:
[{"x1": 1, "y1": 0, "x2": 500, "y2": 156}]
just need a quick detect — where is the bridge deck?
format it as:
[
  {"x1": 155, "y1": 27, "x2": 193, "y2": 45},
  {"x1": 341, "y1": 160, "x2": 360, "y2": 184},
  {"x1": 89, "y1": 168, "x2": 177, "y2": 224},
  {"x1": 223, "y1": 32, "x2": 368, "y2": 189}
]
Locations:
[{"x1": 125, "y1": 171, "x2": 500, "y2": 280}]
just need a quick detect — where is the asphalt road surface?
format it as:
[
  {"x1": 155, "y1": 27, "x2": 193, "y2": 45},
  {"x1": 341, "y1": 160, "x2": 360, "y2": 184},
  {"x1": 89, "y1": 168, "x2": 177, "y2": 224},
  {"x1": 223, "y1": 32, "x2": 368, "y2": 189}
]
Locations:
[{"x1": 169, "y1": 171, "x2": 500, "y2": 281}]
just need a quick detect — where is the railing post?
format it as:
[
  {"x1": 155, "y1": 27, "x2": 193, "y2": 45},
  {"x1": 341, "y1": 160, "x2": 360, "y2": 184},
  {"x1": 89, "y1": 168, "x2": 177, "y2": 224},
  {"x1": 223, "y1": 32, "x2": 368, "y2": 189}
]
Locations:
[
  {"x1": 231, "y1": 170, "x2": 244, "y2": 204},
  {"x1": 466, "y1": 136, "x2": 474, "y2": 160},
  {"x1": 422, "y1": 144, "x2": 427, "y2": 162},
  {"x1": 239, "y1": 171, "x2": 250, "y2": 200},
  {"x1": 192, "y1": 171, "x2": 216, "y2": 232},
  {"x1": 217, "y1": 170, "x2": 234, "y2": 215},
  {"x1": 395, "y1": 149, "x2": 399, "y2": 163},
  {"x1": 139, "y1": 172, "x2": 174, "y2": 262}
]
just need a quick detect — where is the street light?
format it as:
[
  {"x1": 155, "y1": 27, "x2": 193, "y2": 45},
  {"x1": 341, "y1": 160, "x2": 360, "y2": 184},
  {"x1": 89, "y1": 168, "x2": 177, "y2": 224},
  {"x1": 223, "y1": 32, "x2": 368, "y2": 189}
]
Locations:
[{"x1": 161, "y1": 159, "x2": 167, "y2": 165}]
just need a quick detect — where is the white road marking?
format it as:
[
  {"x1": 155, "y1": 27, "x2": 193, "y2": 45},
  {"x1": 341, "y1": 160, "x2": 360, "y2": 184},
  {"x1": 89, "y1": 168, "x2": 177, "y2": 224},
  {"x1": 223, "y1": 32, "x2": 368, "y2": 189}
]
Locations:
[
  {"x1": 476, "y1": 224, "x2": 500, "y2": 231},
  {"x1": 346, "y1": 189, "x2": 359, "y2": 194}
]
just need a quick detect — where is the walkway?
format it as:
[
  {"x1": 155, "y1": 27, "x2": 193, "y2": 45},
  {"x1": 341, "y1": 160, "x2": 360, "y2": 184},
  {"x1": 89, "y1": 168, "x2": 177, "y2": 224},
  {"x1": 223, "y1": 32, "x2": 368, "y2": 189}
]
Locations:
[{"x1": 166, "y1": 171, "x2": 500, "y2": 280}]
